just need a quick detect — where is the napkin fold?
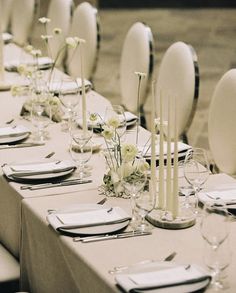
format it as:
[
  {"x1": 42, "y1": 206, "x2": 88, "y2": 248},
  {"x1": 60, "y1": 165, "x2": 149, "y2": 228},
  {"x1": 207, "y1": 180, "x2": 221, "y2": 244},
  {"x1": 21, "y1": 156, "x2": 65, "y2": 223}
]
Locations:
[
  {"x1": 4, "y1": 57, "x2": 54, "y2": 71},
  {"x1": 2, "y1": 160, "x2": 76, "y2": 179},
  {"x1": 139, "y1": 142, "x2": 191, "y2": 159},
  {"x1": 2, "y1": 32, "x2": 13, "y2": 43},
  {"x1": 115, "y1": 262, "x2": 211, "y2": 293},
  {"x1": 49, "y1": 78, "x2": 92, "y2": 94},
  {"x1": 199, "y1": 187, "x2": 236, "y2": 205},
  {"x1": 0, "y1": 125, "x2": 30, "y2": 139},
  {"x1": 47, "y1": 205, "x2": 131, "y2": 230}
]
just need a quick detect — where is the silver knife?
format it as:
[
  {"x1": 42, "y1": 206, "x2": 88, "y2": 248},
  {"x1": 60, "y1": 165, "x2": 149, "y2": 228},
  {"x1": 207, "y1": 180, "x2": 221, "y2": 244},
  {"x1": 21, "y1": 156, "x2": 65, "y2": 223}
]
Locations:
[
  {"x1": 0, "y1": 142, "x2": 45, "y2": 149},
  {"x1": 80, "y1": 231, "x2": 152, "y2": 243},
  {"x1": 21, "y1": 179, "x2": 92, "y2": 190}
]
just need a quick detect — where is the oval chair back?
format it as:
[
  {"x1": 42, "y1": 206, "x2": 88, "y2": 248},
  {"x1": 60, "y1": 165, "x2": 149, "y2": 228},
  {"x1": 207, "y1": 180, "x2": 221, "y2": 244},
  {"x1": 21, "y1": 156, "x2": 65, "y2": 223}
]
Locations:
[
  {"x1": 120, "y1": 22, "x2": 154, "y2": 116},
  {"x1": 155, "y1": 41, "x2": 199, "y2": 142},
  {"x1": 208, "y1": 69, "x2": 236, "y2": 175},
  {"x1": 47, "y1": 0, "x2": 74, "y2": 69},
  {"x1": 11, "y1": 0, "x2": 36, "y2": 46},
  {"x1": 66, "y1": 1, "x2": 100, "y2": 81}
]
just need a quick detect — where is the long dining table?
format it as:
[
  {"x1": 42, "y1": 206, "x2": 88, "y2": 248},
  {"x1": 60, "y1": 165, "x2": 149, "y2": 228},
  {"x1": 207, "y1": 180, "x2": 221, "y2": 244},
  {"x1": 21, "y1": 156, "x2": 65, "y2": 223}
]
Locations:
[{"x1": 0, "y1": 43, "x2": 236, "y2": 293}]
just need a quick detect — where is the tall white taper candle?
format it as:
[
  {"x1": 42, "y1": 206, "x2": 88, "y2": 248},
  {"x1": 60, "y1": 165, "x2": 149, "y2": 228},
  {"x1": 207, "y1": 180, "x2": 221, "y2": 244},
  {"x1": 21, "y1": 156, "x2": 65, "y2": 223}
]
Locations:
[
  {"x1": 158, "y1": 91, "x2": 165, "y2": 209},
  {"x1": 172, "y1": 95, "x2": 179, "y2": 218},
  {"x1": 79, "y1": 41, "x2": 87, "y2": 133},
  {"x1": 166, "y1": 94, "x2": 172, "y2": 212},
  {"x1": 150, "y1": 82, "x2": 156, "y2": 198}
]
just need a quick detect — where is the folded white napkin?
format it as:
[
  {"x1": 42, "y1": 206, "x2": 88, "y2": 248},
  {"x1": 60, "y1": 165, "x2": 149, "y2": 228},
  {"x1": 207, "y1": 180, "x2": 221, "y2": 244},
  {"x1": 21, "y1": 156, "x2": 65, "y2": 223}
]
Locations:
[
  {"x1": 115, "y1": 262, "x2": 211, "y2": 293},
  {"x1": 0, "y1": 125, "x2": 30, "y2": 138},
  {"x1": 139, "y1": 142, "x2": 191, "y2": 158},
  {"x1": 4, "y1": 57, "x2": 54, "y2": 71},
  {"x1": 2, "y1": 32, "x2": 13, "y2": 43},
  {"x1": 49, "y1": 78, "x2": 92, "y2": 93},
  {"x1": 47, "y1": 205, "x2": 131, "y2": 230},
  {"x1": 2, "y1": 160, "x2": 76, "y2": 178},
  {"x1": 199, "y1": 187, "x2": 236, "y2": 205}
]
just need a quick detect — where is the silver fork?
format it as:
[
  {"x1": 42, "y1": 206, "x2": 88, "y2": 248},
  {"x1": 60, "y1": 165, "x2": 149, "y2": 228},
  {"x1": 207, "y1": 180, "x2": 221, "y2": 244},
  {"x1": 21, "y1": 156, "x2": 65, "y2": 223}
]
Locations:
[{"x1": 108, "y1": 251, "x2": 177, "y2": 274}]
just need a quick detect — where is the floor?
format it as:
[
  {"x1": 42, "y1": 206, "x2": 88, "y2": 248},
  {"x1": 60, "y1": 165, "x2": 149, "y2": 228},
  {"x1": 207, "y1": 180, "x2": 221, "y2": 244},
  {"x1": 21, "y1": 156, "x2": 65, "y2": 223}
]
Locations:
[{"x1": 32, "y1": 7, "x2": 236, "y2": 162}]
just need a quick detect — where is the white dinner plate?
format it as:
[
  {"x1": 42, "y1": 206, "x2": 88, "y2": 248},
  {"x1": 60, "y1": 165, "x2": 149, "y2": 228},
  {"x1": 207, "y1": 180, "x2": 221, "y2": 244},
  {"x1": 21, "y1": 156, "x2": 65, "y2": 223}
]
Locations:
[
  {"x1": 0, "y1": 132, "x2": 30, "y2": 144},
  {"x1": 2, "y1": 160, "x2": 76, "y2": 181},
  {"x1": 56, "y1": 204, "x2": 130, "y2": 236},
  {"x1": 115, "y1": 261, "x2": 210, "y2": 293}
]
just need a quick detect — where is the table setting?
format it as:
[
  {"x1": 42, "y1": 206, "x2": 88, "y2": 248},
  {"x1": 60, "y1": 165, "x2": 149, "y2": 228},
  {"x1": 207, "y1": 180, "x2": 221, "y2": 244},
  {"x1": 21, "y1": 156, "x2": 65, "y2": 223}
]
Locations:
[{"x1": 0, "y1": 14, "x2": 236, "y2": 293}]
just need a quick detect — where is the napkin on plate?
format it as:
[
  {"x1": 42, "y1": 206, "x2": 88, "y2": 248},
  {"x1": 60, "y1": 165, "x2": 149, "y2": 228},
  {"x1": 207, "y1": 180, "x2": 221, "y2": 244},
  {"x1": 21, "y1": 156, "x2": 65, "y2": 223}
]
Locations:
[
  {"x1": 2, "y1": 32, "x2": 13, "y2": 43},
  {"x1": 199, "y1": 186, "x2": 236, "y2": 205},
  {"x1": 115, "y1": 262, "x2": 211, "y2": 293},
  {"x1": 49, "y1": 78, "x2": 92, "y2": 94},
  {"x1": 47, "y1": 205, "x2": 131, "y2": 230},
  {"x1": 138, "y1": 141, "x2": 191, "y2": 159},
  {"x1": 0, "y1": 125, "x2": 30, "y2": 139},
  {"x1": 4, "y1": 57, "x2": 54, "y2": 71},
  {"x1": 2, "y1": 160, "x2": 76, "y2": 178}
]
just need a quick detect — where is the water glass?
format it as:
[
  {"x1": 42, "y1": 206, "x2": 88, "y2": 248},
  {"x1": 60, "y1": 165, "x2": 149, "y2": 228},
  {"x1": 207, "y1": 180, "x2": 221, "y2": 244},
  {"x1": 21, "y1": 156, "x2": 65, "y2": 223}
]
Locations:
[
  {"x1": 184, "y1": 148, "x2": 210, "y2": 215},
  {"x1": 31, "y1": 98, "x2": 51, "y2": 142},
  {"x1": 135, "y1": 187, "x2": 156, "y2": 232}
]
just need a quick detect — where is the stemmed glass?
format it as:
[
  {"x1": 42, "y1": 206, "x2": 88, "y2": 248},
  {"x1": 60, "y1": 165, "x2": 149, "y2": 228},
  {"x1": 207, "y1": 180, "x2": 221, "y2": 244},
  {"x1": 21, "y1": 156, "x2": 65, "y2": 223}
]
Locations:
[
  {"x1": 184, "y1": 148, "x2": 210, "y2": 215},
  {"x1": 58, "y1": 76, "x2": 80, "y2": 130},
  {"x1": 203, "y1": 240, "x2": 232, "y2": 291},
  {"x1": 134, "y1": 186, "x2": 156, "y2": 232},
  {"x1": 69, "y1": 116, "x2": 93, "y2": 179},
  {"x1": 30, "y1": 82, "x2": 52, "y2": 143},
  {"x1": 104, "y1": 105, "x2": 127, "y2": 143},
  {"x1": 122, "y1": 157, "x2": 147, "y2": 229},
  {"x1": 201, "y1": 199, "x2": 229, "y2": 250}
]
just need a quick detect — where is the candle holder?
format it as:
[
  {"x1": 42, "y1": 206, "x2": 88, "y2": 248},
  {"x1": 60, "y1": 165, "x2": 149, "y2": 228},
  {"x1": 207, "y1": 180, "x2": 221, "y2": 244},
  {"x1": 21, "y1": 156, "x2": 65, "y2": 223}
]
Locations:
[{"x1": 146, "y1": 199, "x2": 196, "y2": 230}]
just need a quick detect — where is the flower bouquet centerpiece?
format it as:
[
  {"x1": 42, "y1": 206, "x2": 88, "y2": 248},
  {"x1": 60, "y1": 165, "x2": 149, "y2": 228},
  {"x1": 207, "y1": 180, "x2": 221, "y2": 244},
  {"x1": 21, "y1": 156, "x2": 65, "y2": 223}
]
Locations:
[
  {"x1": 11, "y1": 17, "x2": 82, "y2": 123},
  {"x1": 91, "y1": 112, "x2": 149, "y2": 198}
]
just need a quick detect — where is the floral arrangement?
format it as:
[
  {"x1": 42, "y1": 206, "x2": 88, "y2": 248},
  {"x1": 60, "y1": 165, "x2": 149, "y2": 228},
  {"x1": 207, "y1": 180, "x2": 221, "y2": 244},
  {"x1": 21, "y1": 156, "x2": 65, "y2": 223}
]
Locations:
[
  {"x1": 90, "y1": 113, "x2": 149, "y2": 198},
  {"x1": 11, "y1": 16, "x2": 82, "y2": 123}
]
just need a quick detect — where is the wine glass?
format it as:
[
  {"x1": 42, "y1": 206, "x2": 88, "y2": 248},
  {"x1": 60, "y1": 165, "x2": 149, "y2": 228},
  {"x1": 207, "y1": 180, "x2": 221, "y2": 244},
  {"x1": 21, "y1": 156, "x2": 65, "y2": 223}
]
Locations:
[
  {"x1": 203, "y1": 240, "x2": 232, "y2": 291},
  {"x1": 184, "y1": 148, "x2": 210, "y2": 215},
  {"x1": 70, "y1": 138, "x2": 93, "y2": 180},
  {"x1": 201, "y1": 199, "x2": 229, "y2": 250},
  {"x1": 122, "y1": 157, "x2": 147, "y2": 228},
  {"x1": 31, "y1": 97, "x2": 52, "y2": 142},
  {"x1": 104, "y1": 105, "x2": 127, "y2": 142},
  {"x1": 58, "y1": 76, "x2": 80, "y2": 129},
  {"x1": 135, "y1": 186, "x2": 156, "y2": 232}
]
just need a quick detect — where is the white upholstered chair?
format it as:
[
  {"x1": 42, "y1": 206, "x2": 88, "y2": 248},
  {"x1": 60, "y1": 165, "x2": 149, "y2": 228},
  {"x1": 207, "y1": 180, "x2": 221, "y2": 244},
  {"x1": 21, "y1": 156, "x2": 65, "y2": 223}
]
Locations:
[
  {"x1": 47, "y1": 0, "x2": 74, "y2": 69},
  {"x1": 0, "y1": 243, "x2": 20, "y2": 292},
  {"x1": 66, "y1": 1, "x2": 100, "y2": 80},
  {"x1": 120, "y1": 22, "x2": 154, "y2": 116},
  {"x1": 1, "y1": 0, "x2": 15, "y2": 32},
  {"x1": 208, "y1": 69, "x2": 236, "y2": 175},
  {"x1": 155, "y1": 41, "x2": 199, "y2": 142},
  {"x1": 11, "y1": 0, "x2": 36, "y2": 45}
]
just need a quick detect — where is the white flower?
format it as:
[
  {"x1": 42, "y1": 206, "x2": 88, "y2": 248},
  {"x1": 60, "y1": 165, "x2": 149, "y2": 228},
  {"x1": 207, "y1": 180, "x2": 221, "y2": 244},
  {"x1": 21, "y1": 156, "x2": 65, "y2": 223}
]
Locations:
[
  {"x1": 30, "y1": 49, "x2": 42, "y2": 57},
  {"x1": 134, "y1": 71, "x2": 147, "y2": 78},
  {"x1": 102, "y1": 125, "x2": 114, "y2": 140},
  {"x1": 38, "y1": 17, "x2": 51, "y2": 24},
  {"x1": 89, "y1": 113, "x2": 99, "y2": 122},
  {"x1": 53, "y1": 28, "x2": 62, "y2": 35},
  {"x1": 117, "y1": 162, "x2": 134, "y2": 179},
  {"x1": 11, "y1": 85, "x2": 24, "y2": 97},
  {"x1": 110, "y1": 170, "x2": 120, "y2": 184},
  {"x1": 121, "y1": 144, "x2": 138, "y2": 162},
  {"x1": 107, "y1": 116, "x2": 120, "y2": 128},
  {"x1": 66, "y1": 37, "x2": 79, "y2": 49},
  {"x1": 41, "y1": 35, "x2": 53, "y2": 41},
  {"x1": 133, "y1": 159, "x2": 149, "y2": 173},
  {"x1": 24, "y1": 45, "x2": 34, "y2": 53}
]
